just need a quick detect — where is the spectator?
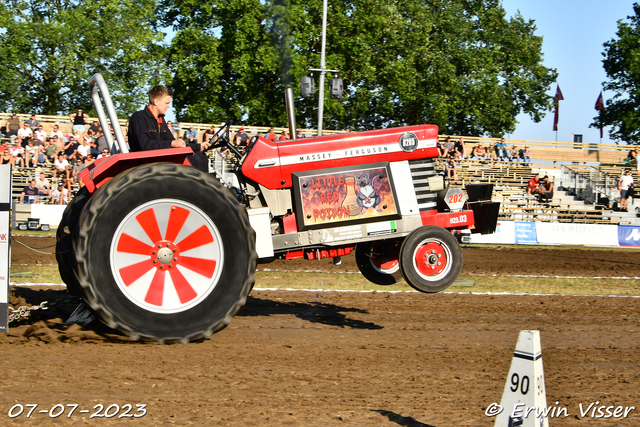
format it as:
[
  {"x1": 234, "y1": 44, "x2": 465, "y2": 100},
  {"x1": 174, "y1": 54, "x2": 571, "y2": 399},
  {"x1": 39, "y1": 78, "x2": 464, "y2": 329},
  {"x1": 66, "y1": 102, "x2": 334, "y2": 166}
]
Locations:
[
  {"x1": 442, "y1": 137, "x2": 454, "y2": 158},
  {"x1": 510, "y1": 145, "x2": 520, "y2": 164},
  {"x1": 444, "y1": 158, "x2": 458, "y2": 180},
  {"x1": 184, "y1": 125, "x2": 198, "y2": 144},
  {"x1": 26, "y1": 114, "x2": 40, "y2": 129},
  {"x1": 5, "y1": 113, "x2": 21, "y2": 137},
  {"x1": 538, "y1": 175, "x2": 554, "y2": 203},
  {"x1": 17, "y1": 122, "x2": 33, "y2": 141},
  {"x1": 49, "y1": 124, "x2": 64, "y2": 140},
  {"x1": 234, "y1": 126, "x2": 249, "y2": 147},
  {"x1": 51, "y1": 182, "x2": 69, "y2": 205},
  {"x1": 297, "y1": 129, "x2": 306, "y2": 139},
  {"x1": 453, "y1": 137, "x2": 465, "y2": 159},
  {"x1": 202, "y1": 125, "x2": 217, "y2": 143},
  {"x1": 34, "y1": 125, "x2": 46, "y2": 145},
  {"x1": 521, "y1": 146, "x2": 532, "y2": 166},
  {"x1": 1, "y1": 148, "x2": 12, "y2": 166},
  {"x1": 266, "y1": 127, "x2": 277, "y2": 142},
  {"x1": 495, "y1": 138, "x2": 508, "y2": 159},
  {"x1": 24, "y1": 138, "x2": 37, "y2": 166},
  {"x1": 628, "y1": 147, "x2": 638, "y2": 166},
  {"x1": 0, "y1": 140, "x2": 9, "y2": 153},
  {"x1": 166, "y1": 121, "x2": 179, "y2": 139},
  {"x1": 44, "y1": 138, "x2": 59, "y2": 160},
  {"x1": 471, "y1": 144, "x2": 487, "y2": 162},
  {"x1": 35, "y1": 172, "x2": 51, "y2": 197},
  {"x1": 71, "y1": 155, "x2": 85, "y2": 184},
  {"x1": 11, "y1": 142, "x2": 25, "y2": 167},
  {"x1": 77, "y1": 138, "x2": 90, "y2": 158},
  {"x1": 89, "y1": 120, "x2": 100, "y2": 133},
  {"x1": 53, "y1": 153, "x2": 70, "y2": 180},
  {"x1": 619, "y1": 169, "x2": 634, "y2": 212},
  {"x1": 279, "y1": 130, "x2": 289, "y2": 141},
  {"x1": 69, "y1": 108, "x2": 89, "y2": 134},
  {"x1": 527, "y1": 173, "x2": 540, "y2": 196},
  {"x1": 63, "y1": 135, "x2": 79, "y2": 158},
  {"x1": 20, "y1": 179, "x2": 40, "y2": 204},
  {"x1": 97, "y1": 148, "x2": 110, "y2": 159},
  {"x1": 437, "y1": 139, "x2": 446, "y2": 157},
  {"x1": 485, "y1": 143, "x2": 497, "y2": 161},
  {"x1": 93, "y1": 128, "x2": 109, "y2": 153}
]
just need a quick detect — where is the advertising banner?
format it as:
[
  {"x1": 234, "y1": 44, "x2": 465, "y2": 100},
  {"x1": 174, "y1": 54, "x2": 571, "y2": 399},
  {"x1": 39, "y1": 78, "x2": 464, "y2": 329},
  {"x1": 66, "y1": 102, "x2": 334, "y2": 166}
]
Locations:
[
  {"x1": 292, "y1": 162, "x2": 400, "y2": 231},
  {"x1": 470, "y1": 221, "x2": 516, "y2": 244},
  {"x1": 536, "y1": 223, "x2": 619, "y2": 246},
  {"x1": 618, "y1": 225, "x2": 640, "y2": 247},
  {"x1": 30, "y1": 204, "x2": 66, "y2": 228},
  {"x1": 514, "y1": 221, "x2": 537, "y2": 244}
]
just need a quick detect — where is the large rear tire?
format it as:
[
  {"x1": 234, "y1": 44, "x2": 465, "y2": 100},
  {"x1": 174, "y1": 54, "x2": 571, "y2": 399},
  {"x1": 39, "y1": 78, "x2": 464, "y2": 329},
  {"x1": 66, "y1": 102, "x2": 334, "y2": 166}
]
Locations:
[
  {"x1": 73, "y1": 163, "x2": 256, "y2": 343},
  {"x1": 399, "y1": 226, "x2": 462, "y2": 293},
  {"x1": 56, "y1": 187, "x2": 90, "y2": 295},
  {"x1": 355, "y1": 239, "x2": 402, "y2": 285}
]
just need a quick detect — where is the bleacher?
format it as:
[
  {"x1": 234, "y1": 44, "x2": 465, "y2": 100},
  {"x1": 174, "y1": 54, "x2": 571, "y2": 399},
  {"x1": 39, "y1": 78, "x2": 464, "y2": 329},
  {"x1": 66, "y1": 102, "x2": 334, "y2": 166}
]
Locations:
[{"x1": 4, "y1": 112, "x2": 639, "y2": 226}]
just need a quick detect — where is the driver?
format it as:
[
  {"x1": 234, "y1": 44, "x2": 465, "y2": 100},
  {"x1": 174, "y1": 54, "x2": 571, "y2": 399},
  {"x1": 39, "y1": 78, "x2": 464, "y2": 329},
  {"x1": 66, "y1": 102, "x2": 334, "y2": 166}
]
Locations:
[{"x1": 128, "y1": 85, "x2": 209, "y2": 172}]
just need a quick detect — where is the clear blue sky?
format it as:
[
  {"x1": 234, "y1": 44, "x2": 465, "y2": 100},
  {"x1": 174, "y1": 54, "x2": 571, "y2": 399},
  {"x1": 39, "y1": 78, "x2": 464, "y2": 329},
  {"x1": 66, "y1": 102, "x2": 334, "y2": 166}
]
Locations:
[{"x1": 501, "y1": 0, "x2": 636, "y2": 145}]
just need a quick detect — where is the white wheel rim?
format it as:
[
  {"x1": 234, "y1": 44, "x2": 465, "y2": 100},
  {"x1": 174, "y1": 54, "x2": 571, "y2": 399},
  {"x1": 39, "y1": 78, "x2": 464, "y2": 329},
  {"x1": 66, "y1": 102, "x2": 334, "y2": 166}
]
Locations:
[
  {"x1": 370, "y1": 255, "x2": 400, "y2": 275},
  {"x1": 110, "y1": 199, "x2": 224, "y2": 314}
]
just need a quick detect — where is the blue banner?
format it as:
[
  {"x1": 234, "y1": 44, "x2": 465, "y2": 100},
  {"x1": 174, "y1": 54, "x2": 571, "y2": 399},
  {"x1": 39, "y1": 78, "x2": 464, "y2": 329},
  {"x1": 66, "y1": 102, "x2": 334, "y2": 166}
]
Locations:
[
  {"x1": 618, "y1": 225, "x2": 640, "y2": 247},
  {"x1": 515, "y1": 221, "x2": 537, "y2": 244}
]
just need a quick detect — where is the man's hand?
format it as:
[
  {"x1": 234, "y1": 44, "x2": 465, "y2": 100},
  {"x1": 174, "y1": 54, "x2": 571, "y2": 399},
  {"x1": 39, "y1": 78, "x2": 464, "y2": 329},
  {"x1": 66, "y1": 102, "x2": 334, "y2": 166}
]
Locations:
[
  {"x1": 201, "y1": 142, "x2": 211, "y2": 151},
  {"x1": 171, "y1": 138, "x2": 186, "y2": 148}
]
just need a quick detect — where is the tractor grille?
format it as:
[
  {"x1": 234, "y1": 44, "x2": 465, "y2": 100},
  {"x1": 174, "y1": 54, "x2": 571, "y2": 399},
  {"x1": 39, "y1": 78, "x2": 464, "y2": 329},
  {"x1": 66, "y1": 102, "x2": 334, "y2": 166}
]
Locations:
[{"x1": 409, "y1": 159, "x2": 437, "y2": 212}]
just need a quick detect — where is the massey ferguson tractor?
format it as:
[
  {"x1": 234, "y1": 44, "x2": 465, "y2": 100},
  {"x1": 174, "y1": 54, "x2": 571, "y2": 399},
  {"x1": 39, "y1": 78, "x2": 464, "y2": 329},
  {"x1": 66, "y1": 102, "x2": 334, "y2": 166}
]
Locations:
[{"x1": 56, "y1": 75, "x2": 499, "y2": 343}]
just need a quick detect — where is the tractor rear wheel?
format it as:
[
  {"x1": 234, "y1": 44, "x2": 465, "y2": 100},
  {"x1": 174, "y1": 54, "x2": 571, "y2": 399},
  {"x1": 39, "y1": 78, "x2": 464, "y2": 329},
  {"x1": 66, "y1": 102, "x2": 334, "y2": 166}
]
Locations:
[
  {"x1": 56, "y1": 187, "x2": 90, "y2": 295},
  {"x1": 355, "y1": 239, "x2": 402, "y2": 285},
  {"x1": 73, "y1": 163, "x2": 256, "y2": 343},
  {"x1": 399, "y1": 226, "x2": 462, "y2": 293}
]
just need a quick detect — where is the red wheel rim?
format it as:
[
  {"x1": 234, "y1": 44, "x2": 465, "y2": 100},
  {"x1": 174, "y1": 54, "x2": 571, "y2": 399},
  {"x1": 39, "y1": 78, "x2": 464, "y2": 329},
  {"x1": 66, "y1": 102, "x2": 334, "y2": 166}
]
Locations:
[
  {"x1": 413, "y1": 239, "x2": 451, "y2": 279},
  {"x1": 110, "y1": 199, "x2": 223, "y2": 314},
  {"x1": 369, "y1": 242, "x2": 399, "y2": 274}
]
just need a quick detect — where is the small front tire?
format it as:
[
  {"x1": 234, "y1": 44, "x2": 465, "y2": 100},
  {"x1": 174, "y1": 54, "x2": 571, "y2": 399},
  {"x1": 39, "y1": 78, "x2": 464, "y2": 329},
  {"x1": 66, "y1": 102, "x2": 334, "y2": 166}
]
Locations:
[{"x1": 399, "y1": 226, "x2": 462, "y2": 293}]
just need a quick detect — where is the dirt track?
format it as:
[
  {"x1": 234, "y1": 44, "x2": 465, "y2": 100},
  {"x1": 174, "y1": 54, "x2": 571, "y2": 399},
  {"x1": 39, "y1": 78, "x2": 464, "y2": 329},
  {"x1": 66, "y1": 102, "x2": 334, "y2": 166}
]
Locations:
[{"x1": 2, "y1": 237, "x2": 640, "y2": 426}]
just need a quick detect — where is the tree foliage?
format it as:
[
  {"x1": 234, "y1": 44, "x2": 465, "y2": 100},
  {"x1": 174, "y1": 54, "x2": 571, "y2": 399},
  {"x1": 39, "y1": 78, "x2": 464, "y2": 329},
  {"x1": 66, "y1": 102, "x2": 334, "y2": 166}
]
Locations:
[
  {"x1": 592, "y1": 3, "x2": 640, "y2": 144},
  {"x1": 163, "y1": 0, "x2": 557, "y2": 136},
  {"x1": 0, "y1": 0, "x2": 164, "y2": 116}
]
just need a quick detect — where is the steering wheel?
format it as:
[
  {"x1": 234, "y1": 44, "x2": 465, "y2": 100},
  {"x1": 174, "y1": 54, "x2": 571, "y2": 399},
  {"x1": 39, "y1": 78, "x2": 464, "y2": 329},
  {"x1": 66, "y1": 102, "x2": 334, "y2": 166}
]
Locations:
[{"x1": 203, "y1": 121, "x2": 242, "y2": 158}]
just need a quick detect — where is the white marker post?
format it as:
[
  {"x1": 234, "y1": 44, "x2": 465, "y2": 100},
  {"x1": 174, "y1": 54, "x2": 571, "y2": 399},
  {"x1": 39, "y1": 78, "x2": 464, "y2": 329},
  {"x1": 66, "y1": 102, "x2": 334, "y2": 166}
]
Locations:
[
  {"x1": 0, "y1": 165, "x2": 11, "y2": 332},
  {"x1": 495, "y1": 330, "x2": 549, "y2": 427}
]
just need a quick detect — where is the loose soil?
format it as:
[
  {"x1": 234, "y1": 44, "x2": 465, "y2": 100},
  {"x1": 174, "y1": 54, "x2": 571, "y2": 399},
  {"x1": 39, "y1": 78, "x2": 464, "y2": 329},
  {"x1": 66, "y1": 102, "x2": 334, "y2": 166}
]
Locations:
[{"x1": 2, "y1": 236, "x2": 640, "y2": 426}]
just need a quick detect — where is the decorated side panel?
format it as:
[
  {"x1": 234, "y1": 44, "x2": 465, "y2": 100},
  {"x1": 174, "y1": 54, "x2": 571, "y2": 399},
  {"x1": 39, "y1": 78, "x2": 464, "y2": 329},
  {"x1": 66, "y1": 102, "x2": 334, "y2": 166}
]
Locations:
[{"x1": 292, "y1": 162, "x2": 401, "y2": 231}]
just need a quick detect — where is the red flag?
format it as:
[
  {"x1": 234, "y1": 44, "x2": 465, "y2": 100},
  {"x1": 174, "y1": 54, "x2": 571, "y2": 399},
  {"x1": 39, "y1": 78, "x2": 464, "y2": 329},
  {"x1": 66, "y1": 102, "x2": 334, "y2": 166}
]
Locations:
[
  {"x1": 595, "y1": 91, "x2": 604, "y2": 138},
  {"x1": 595, "y1": 91, "x2": 604, "y2": 110},
  {"x1": 553, "y1": 84, "x2": 563, "y2": 131}
]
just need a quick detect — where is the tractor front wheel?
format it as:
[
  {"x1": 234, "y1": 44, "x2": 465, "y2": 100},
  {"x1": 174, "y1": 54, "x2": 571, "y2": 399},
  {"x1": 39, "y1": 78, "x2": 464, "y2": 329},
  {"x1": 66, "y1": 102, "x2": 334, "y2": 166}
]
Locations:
[{"x1": 399, "y1": 226, "x2": 462, "y2": 293}]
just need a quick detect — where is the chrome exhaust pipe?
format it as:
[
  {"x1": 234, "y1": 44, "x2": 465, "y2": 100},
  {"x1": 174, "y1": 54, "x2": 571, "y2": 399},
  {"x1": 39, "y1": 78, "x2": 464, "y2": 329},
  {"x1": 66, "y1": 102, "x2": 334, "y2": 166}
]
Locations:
[{"x1": 284, "y1": 87, "x2": 297, "y2": 141}]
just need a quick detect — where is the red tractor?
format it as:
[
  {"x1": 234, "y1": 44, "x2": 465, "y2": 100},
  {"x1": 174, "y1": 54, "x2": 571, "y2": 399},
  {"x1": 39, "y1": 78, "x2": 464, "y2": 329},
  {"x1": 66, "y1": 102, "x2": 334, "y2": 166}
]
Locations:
[{"x1": 56, "y1": 75, "x2": 499, "y2": 343}]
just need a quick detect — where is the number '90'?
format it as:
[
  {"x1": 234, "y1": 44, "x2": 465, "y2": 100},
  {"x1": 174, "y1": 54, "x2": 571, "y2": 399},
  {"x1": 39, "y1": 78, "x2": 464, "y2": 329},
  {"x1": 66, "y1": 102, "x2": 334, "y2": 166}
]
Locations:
[{"x1": 510, "y1": 373, "x2": 530, "y2": 395}]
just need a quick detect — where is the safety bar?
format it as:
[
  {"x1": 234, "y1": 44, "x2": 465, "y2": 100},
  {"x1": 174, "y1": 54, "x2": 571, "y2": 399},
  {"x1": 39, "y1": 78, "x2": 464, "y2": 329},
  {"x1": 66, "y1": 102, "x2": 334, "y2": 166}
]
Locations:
[{"x1": 88, "y1": 73, "x2": 129, "y2": 154}]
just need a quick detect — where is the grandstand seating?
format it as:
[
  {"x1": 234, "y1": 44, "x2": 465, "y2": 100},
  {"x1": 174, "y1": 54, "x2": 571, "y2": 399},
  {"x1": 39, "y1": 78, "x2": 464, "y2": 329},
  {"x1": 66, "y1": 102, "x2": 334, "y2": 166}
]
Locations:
[{"x1": 4, "y1": 112, "x2": 639, "y2": 227}]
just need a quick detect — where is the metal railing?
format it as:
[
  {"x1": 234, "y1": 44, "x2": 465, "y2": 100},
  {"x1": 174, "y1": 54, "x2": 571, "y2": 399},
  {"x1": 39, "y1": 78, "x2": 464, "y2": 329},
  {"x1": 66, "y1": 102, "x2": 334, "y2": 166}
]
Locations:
[{"x1": 561, "y1": 165, "x2": 623, "y2": 205}]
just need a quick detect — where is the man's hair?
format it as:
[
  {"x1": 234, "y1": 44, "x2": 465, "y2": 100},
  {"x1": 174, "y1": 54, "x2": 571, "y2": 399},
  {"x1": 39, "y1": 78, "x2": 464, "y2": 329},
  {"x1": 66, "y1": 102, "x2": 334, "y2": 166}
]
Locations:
[{"x1": 148, "y1": 85, "x2": 172, "y2": 104}]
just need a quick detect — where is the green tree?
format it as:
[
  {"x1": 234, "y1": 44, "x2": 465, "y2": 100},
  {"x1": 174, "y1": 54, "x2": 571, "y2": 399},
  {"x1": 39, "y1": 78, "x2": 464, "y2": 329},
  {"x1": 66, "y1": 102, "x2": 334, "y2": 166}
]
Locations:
[
  {"x1": 592, "y1": 3, "x2": 640, "y2": 144},
  {"x1": 163, "y1": 0, "x2": 557, "y2": 135},
  {"x1": 0, "y1": 0, "x2": 165, "y2": 117}
]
